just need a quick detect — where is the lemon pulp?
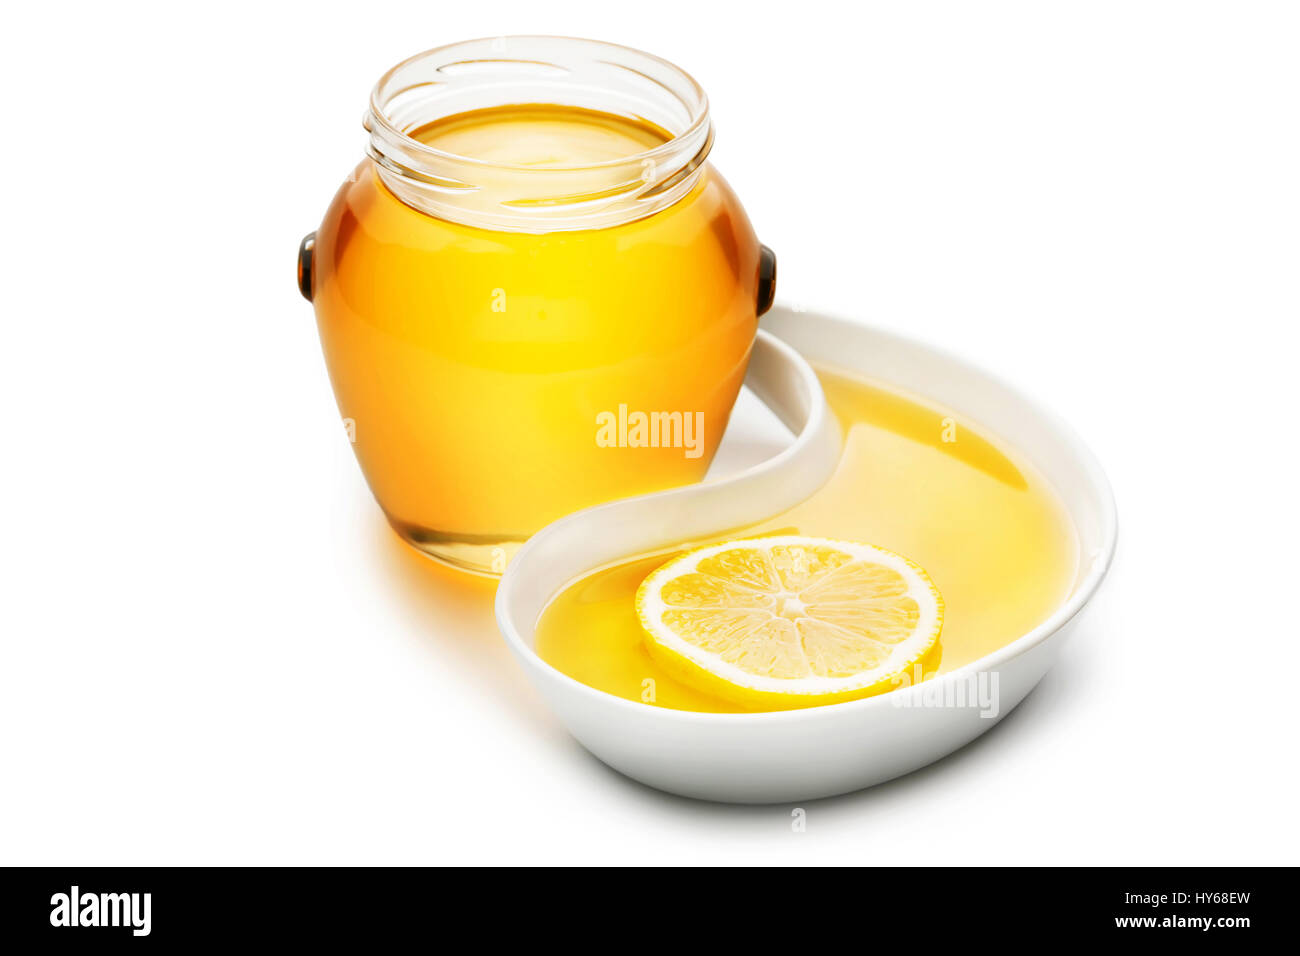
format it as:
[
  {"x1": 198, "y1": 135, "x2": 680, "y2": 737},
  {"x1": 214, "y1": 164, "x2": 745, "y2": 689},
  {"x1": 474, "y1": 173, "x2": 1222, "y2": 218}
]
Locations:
[{"x1": 637, "y1": 537, "x2": 943, "y2": 709}]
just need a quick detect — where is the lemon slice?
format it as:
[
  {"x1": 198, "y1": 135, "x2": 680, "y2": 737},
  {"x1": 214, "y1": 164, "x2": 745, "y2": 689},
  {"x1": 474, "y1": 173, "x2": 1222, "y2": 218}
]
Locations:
[{"x1": 635, "y1": 536, "x2": 943, "y2": 709}]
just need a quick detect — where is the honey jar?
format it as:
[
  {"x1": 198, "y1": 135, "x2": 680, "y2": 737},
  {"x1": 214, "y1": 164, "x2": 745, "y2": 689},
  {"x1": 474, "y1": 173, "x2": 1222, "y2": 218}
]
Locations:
[{"x1": 299, "y1": 37, "x2": 775, "y2": 573}]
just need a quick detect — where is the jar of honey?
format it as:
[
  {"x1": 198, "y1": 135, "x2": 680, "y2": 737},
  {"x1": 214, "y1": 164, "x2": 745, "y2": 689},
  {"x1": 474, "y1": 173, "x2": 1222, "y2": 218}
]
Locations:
[{"x1": 299, "y1": 37, "x2": 775, "y2": 573}]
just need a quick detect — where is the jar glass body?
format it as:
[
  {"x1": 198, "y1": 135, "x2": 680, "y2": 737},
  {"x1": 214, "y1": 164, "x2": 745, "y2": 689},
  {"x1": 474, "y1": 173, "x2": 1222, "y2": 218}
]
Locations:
[{"x1": 306, "y1": 38, "x2": 764, "y2": 573}]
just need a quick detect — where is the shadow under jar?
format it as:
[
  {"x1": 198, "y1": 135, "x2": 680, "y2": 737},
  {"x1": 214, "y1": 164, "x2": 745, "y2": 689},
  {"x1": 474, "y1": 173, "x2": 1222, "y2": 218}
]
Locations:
[{"x1": 299, "y1": 37, "x2": 775, "y2": 574}]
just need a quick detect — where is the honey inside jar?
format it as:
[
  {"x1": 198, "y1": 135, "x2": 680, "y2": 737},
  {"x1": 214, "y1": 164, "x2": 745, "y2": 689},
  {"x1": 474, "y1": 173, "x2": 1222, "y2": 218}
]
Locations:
[
  {"x1": 311, "y1": 74, "x2": 763, "y2": 572},
  {"x1": 409, "y1": 104, "x2": 671, "y2": 166}
]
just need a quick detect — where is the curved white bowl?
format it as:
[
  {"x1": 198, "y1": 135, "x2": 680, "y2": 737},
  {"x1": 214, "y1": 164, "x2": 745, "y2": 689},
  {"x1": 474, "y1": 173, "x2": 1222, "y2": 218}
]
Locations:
[{"x1": 496, "y1": 309, "x2": 1118, "y2": 803}]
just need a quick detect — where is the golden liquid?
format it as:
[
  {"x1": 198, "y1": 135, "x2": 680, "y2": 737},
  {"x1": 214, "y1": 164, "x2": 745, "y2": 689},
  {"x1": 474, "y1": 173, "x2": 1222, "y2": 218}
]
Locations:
[
  {"x1": 535, "y1": 367, "x2": 1080, "y2": 713},
  {"x1": 410, "y1": 104, "x2": 669, "y2": 165},
  {"x1": 312, "y1": 105, "x2": 760, "y2": 569}
]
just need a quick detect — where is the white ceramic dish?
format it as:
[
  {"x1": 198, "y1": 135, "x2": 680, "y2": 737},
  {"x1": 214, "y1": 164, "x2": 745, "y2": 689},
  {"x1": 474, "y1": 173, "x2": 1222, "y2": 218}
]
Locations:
[{"x1": 495, "y1": 308, "x2": 1117, "y2": 803}]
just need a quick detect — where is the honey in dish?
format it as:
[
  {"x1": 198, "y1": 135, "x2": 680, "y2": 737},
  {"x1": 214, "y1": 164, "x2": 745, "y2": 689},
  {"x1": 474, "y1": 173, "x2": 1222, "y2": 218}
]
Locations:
[
  {"x1": 312, "y1": 105, "x2": 760, "y2": 563},
  {"x1": 535, "y1": 367, "x2": 1080, "y2": 713}
]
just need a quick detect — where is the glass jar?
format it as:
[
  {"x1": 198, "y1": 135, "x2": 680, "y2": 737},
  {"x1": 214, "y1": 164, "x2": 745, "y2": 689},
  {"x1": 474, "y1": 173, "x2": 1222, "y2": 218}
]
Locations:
[{"x1": 299, "y1": 37, "x2": 775, "y2": 574}]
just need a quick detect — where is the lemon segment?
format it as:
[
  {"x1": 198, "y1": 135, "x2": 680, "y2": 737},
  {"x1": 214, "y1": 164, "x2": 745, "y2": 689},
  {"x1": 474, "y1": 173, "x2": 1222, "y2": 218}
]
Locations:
[{"x1": 635, "y1": 536, "x2": 944, "y2": 709}]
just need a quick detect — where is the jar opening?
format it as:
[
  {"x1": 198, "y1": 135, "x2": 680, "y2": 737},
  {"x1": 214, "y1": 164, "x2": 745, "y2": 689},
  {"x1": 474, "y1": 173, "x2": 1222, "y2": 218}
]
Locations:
[{"x1": 364, "y1": 36, "x2": 714, "y2": 232}]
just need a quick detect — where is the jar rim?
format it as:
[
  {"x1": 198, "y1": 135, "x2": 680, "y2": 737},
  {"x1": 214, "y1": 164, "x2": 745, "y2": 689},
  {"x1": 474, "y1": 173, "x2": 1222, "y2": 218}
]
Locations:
[
  {"x1": 366, "y1": 35, "x2": 711, "y2": 173},
  {"x1": 362, "y1": 36, "x2": 716, "y2": 232}
]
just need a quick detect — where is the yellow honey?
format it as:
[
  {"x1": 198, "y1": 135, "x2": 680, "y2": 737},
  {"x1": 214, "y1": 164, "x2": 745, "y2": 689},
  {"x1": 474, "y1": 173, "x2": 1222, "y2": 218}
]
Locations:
[
  {"x1": 311, "y1": 104, "x2": 761, "y2": 570},
  {"x1": 535, "y1": 367, "x2": 1080, "y2": 712},
  {"x1": 409, "y1": 104, "x2": 670, "y2": 166}
]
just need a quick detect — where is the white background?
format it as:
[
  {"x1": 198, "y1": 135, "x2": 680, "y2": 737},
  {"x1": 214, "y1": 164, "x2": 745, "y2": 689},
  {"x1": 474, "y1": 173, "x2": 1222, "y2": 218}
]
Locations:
[{"x1": 1, "y1": 1, "x2": 1296, "y2": 865}]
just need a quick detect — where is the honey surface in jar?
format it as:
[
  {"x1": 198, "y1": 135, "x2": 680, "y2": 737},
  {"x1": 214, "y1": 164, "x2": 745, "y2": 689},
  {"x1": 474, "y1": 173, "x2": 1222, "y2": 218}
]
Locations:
[
  {"x1": 410, "y1": 104, "x2": 669, "y2": 165},
  {"x1": 311, "y1": 105, "x2": 761, "y2": 569}
]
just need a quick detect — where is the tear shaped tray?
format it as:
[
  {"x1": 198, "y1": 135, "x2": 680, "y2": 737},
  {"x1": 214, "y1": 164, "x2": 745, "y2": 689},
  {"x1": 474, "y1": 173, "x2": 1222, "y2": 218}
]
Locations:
[{"x1": 495, "y1": 307, "x2": 1117, "y2": 803}]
